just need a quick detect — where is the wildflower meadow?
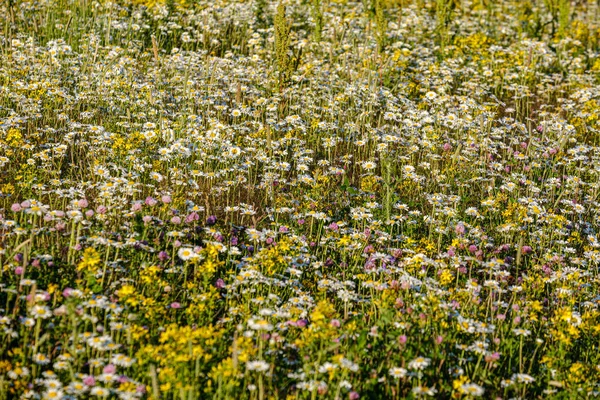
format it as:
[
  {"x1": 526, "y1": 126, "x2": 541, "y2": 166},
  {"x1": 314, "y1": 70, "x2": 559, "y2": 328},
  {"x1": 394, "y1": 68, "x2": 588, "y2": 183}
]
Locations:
[{"x1": 1, "y1": 0, "x2": 600, "y2": 398}]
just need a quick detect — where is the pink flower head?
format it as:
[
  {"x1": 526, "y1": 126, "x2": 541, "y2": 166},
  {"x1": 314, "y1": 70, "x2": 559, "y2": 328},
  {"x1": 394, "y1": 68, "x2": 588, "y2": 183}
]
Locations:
[
  {"x1": 296, "y1": 319, "x2": 307, "y2": 328},
  {"x1": 185, "y1": 212, "x2": 199, "y2": 223},
  {"x1": 83, "y1": 376, "x2": 96, "y2": 386},
  {"x1": 455, "y1": 223, "x2": 465, "y2": 236},
  {"x1": 96, "y1": 205, "x2": 108, "y2": 214},
  {"x1": 103, "y1": 364, "x2": 116, "y2": 374}
]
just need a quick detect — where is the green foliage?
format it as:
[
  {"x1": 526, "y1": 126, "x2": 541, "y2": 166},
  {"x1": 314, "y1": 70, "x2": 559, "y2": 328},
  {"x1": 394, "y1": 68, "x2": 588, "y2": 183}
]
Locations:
[
  {"x1": 255, "y1": 0, "x2": 270, "y2": 28},
  {"x1": 435, "y1": 0, "x2": 455, "y2": 55},
  {"x1": 374, "y1": 0, "x2": 386, "y2": 53},
  {"x1": 311, "y1": 0, "x2": 324, "y2": 42},
  {"x1": 558, "y1": 0, "x2": 570, "y2": 38},
  {"x1": 274, "y1": 1, "x2": 294, "y2": 89}
]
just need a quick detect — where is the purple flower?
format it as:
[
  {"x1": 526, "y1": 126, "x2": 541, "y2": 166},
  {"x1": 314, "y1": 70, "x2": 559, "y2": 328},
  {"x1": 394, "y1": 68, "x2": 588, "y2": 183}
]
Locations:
[
  {"x1": 521, "y1": 245, "x2": 533, "y2": 254},
  {"x1": 145, "y1": 197, "x2": 157, "y2": 206},
  {"x1": 215, "y1": 279, "x2": 225, "y2": 289},
  {"x1": 206, "y1": 215, "x2": 217, "y2": 226},
  {"x1": 158, "y1": 251, "x2": 170, "y2": 261},
  {"x1": 170, "y1": 302, "x2": 181, "y2": 309},
  {"x1": 161, "y1": 195, "x2": 172, "y2": 204},
  {"x1": 11, "y1": 203, "x2": 22, "y2": 212}
]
